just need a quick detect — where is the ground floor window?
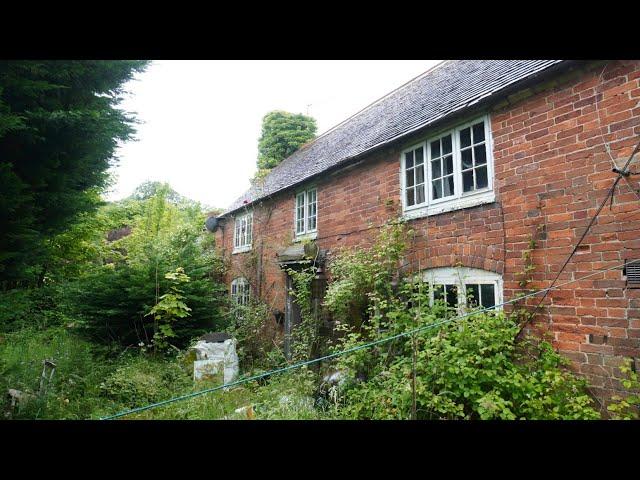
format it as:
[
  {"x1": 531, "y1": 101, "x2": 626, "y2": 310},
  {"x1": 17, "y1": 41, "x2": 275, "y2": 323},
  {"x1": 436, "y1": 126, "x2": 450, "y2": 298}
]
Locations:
[
  {"x1": 420, "y1": 266, "x2": 502, "y2": 313},
  {"x1": 230, "y1": 277, "x2": 251, "y2": 306}
]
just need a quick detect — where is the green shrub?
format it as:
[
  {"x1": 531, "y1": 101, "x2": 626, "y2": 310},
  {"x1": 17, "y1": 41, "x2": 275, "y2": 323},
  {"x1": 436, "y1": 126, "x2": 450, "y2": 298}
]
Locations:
[
  {"x1": 252, "y1": 369, "x2": 324, "y2": 420},
  {"x1": 323, "y1": 226, "x2": 601, "y2": 420},
  {"x1": 0, "y1": 285, "x2": 74, "y2": 333},
  {"x1": 100, "y1": 355, "x2": 192, "y2": 409},
  {"x1": 226, "y1": 300, "x2": 284, "y2": 372},
  {"x1": 607, "y1": 358, "x2": 640, "y2": 419},
  {"x1": 335, "y1": 309, "x2": 601, "y2": 420}
]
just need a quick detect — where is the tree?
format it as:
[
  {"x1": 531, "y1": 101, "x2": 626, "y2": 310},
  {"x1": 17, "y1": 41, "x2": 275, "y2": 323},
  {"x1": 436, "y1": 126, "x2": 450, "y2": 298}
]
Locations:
[
  {"x1": 0, "y1": 60, "x2": 149, "y2": 288},
  {"x1": 71, "y1": 185, "x2": 227, "y2": 348},
  {"x1": 256, "y1": 110, "x2": 317, "y2": 174},
  {"x1": 130, "y1": 180, "x2": 184, "y2": 204}
]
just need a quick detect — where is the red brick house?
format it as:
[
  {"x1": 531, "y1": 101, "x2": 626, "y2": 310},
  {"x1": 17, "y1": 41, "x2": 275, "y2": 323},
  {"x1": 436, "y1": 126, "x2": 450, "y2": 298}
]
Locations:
[{"x1": 212, "y1": 60, "x2": 640, "y2": 406}]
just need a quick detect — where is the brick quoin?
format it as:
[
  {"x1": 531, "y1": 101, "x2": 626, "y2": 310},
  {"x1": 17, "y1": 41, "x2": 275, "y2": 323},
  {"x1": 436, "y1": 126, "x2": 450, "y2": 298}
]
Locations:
[{"x1": 215, "y1": 60, "x2": 640, "y2": 410}]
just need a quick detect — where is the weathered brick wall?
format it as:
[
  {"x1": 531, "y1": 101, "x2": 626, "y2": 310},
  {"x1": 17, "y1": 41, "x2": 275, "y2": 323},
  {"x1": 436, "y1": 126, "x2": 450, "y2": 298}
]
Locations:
[
  {"x1": 491, "y1": 60, "x2": 640, "y2": 406},
  {"x1": 215, "y1": 60, "x2": 640, "y2": 407}
]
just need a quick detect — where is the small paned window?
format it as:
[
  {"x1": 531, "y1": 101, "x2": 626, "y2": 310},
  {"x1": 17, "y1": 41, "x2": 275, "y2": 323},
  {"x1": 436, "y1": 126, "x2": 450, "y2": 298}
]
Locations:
[
  {"x1": 295, "y1": 188, "x2": 318, "y2": 236},
  {"x1": 233, "y1": 211, "x2": 253, "y2": 251}
]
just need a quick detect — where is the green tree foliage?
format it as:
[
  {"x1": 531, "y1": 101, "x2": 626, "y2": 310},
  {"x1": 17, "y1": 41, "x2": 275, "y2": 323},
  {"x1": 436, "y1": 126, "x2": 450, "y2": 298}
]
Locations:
[
  {"x1": 0, "y1": 60, "x2": 149, "y2": 288},
  {"x1": 70, "y1": 185, "x2": 227, "y2": 348},
  {"x1": 129, "y1": 180, "x2": 187, "y2": 205},
  {"x1": 147, "y1": 267, "x2": 192, "y2": 353},
  {"x1": 256, "y1": 110, "x2": 317, "y2": 173}
]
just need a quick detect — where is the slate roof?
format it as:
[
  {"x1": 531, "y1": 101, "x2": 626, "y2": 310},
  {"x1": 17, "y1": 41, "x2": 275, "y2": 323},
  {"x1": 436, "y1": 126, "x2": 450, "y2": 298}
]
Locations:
[{"x1": 221, "y1": 59, "x2": 566, "y2": 217}]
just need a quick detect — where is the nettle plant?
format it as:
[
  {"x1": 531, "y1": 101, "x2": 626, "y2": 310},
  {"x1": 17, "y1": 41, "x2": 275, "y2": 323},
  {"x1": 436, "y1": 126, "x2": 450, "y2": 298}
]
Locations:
[{"x1": 147, "y1": 267, "x2": 192, "y2": 354}]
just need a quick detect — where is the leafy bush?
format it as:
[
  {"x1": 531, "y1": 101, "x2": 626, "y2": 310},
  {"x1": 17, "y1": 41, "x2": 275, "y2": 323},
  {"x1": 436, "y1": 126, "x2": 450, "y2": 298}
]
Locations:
[
  {"x1": 226, "y1": 300, "x2": 284, "y2": 372},
  {"x1": 100, "y1": 355, "x2": 191, "y2": 409},
  {"x1": 324, "y1": 222, "x2": 406, "y2": 329},
  {"x1": 322, "y1": 226, "x2": 600, "y2": 420},
  {"x1": 252, "y1": 369, "x2": 324, "y2": 419},
  {"x1": 333, "y1": 292, "x2": 600, "y2": 420},
  {"x1": 70, "y1": 187, "x2": 227, "y2": 348},
  {"x1": 0, "y1": 284, "x2": 76, "y2": 333},
  {"x1": 607, "y1": 359, "x2": 640, "y2": 419}
]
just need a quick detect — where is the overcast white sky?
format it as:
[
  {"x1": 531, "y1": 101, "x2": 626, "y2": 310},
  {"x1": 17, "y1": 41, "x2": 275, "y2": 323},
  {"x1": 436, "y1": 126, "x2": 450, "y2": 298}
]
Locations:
[{"x1": 108, "y1": 60, "x2": 443, "y2": 210}]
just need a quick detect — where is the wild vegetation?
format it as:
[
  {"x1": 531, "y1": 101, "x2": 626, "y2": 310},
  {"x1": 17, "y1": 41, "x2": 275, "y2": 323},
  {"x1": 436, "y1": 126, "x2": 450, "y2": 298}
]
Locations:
[{"x1": 1, "y1": 61, "x2": 633, "y2": 420}]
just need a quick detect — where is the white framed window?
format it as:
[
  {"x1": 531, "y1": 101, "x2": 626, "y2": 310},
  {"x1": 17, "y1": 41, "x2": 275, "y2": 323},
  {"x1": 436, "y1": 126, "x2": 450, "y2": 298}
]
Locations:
[
  {"x1": 401, "y1": 115, "x2": 494, "y2": 218},
  {"x1": 294, "y1": 187, "x2": 317, "y2": 237},
  {"x1": 420, "y1": 266, "x2": 503, "y2": 313},
  {"x1": 233, "y1": 211, "x2": 253, "y2": 253},
  {"x1": 230, "y1": 277, "x2": 251, "y2": 306}
]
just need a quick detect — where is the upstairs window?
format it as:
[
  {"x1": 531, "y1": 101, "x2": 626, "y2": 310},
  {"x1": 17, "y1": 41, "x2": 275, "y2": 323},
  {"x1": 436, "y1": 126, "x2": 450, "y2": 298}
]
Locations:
[
  {"x1": 401, "y1": 115, "x2": 494, "y2": 216},
  {"x1": 233, "y1": 211, "x2": 253, "y2": 252},
  {"x1": 230, "y1": 277, "x2": 251, "y2": 306},
  {"x1": 295, "y1": 188, "x2": 317, "y2": 236}
]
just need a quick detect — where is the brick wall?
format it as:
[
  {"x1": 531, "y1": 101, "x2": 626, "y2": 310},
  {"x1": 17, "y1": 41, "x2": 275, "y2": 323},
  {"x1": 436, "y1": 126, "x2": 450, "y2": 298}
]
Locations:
[{"x1": 215, "y1": 60, "x2": 640, "y2": 407}]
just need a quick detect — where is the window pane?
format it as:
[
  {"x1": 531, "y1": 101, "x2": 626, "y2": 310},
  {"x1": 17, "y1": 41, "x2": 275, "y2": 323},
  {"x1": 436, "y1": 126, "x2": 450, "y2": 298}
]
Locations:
[
  {"x1": 430, "y1": 140, "x2": 440, "y2": 158},
  {"x1": 460, "y1": 127, "x2": 471, "y2": 148},
  {"x1": 406, "y1": 187, "x2": 415, "y2": 206},
  {"x1": 445, "y1": 284, "x2": 458, "y2": 308},
  {"x1": 416, "y1": 184, "x2": 425, "y2": 204},
  {"x1": 444, "y1": 175, "x2": 455, "y2": 197},
  {"x1": 473, "y1": 122, "x2": 485, "y2": 143},
  {"x1": 432, "y1": 179, "x2": 442, "y2": 200},
  {"x1": 466, "y1": 284, "x2": 479, "y2": 308},
  {"x1": 444, "y1": 155, "x2": 454, "y2": 175},
  {"x1": 415, "y1": 147, "x2": 424, "y2": 165},
  {"x1": 476, "y1": 166, "x2": 488, "y2": 189},
  {"x1": 431, "y1": 159, "x2": 441, "y2": 179},
  {"x1": 415, "y1": 164, "x2": 424, "y2": 185},
  {"x1": 405, "y1": 150, "x2": 414, "y2": 169},
  {"x1": 481, "y1": 284, "x2": 495, "y2": 308},
  {"x1": 406, "y1": 168, "x2": 415, "y2": 187},
  {"x1": 433, "y1": 284, "x2": 444, "y2": 301},
  {"x1": 463, "y1": 170, "x2": 474, "y2": 192},
  {"x1": 308, "y1": 215, "x2": 316, "y2": 231},
  {"x1": 461, "y1": 148, "x2": 473, "y2": 169},
  {"x1": 442, "y1": 134, "x2": 452, "y2": 155},
  {"x1": 474, "y1": 145, "x2": 486, "y2": 165}
]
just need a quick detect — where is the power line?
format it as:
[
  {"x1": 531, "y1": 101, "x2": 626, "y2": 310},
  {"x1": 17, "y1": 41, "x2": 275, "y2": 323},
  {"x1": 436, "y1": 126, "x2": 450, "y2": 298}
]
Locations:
[{"x1": 100, "y1": 258, "x2": 638, "y2": 420}]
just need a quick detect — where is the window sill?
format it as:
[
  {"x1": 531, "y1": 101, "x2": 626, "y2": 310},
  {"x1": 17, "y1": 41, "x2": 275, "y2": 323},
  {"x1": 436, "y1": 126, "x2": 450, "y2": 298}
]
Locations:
[
  {"x1": 293, "y1": 231, "x2": 318, "y2": 243},
  {"x1": 402, "y1": 190, "x2": 495, "y2": 220},
  {"x1": 232, "y1": 245, "x2": 252, "y2": 255}
]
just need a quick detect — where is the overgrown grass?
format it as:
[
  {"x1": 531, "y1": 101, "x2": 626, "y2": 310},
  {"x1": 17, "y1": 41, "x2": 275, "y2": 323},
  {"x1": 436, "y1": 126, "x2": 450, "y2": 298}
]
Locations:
[
  {"x1": 0, "y1": 326, "x2": 117, "y2": 419},
  {"x1": 0, "y1": 324, "x2": 333, "y2": 420}
]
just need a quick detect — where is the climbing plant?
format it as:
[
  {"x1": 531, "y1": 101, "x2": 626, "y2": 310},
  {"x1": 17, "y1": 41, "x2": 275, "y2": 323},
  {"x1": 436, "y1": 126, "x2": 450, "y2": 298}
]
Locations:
[{"x1": 285, "y1": 262, "x2": 322, "y2": 362}]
